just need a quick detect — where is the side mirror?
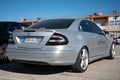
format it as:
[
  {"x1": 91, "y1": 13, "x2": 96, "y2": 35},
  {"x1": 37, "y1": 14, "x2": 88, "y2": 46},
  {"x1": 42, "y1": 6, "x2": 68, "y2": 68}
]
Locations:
[
  {"x1": 104, "y1": 31, "x2": 109, "y2": 35},
  {"x1": 102, "y1": 30, "x2": 109, "y2": 35}
]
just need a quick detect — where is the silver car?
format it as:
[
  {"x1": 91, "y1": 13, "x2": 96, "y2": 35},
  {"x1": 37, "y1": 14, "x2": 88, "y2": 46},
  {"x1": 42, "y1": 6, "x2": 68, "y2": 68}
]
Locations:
[{"x1": 6, "y1": 18, "x2": 115, "y2": 72}]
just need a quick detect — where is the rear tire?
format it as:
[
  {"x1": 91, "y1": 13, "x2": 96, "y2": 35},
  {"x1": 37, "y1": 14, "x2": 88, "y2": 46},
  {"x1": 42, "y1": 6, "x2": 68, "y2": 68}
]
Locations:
[{"x1": 72, "y1": 47, "x2": 89, "y2": 72}]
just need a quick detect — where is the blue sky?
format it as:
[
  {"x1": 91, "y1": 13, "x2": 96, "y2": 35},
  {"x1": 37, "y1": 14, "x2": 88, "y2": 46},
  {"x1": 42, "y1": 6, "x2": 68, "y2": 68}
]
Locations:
[{"x1": 0, "y1": 0, "x2": 120, "y2": 21}]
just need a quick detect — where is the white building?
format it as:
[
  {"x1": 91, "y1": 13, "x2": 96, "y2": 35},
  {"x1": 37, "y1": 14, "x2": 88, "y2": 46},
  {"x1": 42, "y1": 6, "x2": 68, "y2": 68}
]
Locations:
[{"x1": 85, "y1": 14, "x2": 120, "y2": 38}]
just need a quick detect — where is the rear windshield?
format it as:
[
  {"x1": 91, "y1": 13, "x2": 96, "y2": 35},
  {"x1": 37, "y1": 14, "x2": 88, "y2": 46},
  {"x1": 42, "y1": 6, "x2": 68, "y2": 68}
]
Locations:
[{"x1": 28, "y1": 19, "x2": 75, "y2": 29}]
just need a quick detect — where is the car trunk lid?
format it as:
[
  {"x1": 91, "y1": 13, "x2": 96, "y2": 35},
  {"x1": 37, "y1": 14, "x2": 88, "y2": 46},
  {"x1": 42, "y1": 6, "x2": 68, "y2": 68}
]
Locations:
[{"x1": 13, "y1": 29, "x2": 55, "y2": 49}]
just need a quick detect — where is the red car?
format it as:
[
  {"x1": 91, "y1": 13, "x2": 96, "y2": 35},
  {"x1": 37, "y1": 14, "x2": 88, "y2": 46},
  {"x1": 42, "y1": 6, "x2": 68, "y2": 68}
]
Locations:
[{"x1": 113, "y1": 37, "x2": 117, "y2": 45}]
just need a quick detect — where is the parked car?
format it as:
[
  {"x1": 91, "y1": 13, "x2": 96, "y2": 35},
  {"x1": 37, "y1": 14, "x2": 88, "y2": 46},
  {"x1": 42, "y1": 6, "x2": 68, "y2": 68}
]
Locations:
[
  {"x1": 6, "y1": 18, "x2": 115, "y2": 72},
  {"x1": 0, "y1": 22, "x2": 29, "y2": 63},
  {"x1": 116, "y1": 36, "x2": 120, "y2": 44}
]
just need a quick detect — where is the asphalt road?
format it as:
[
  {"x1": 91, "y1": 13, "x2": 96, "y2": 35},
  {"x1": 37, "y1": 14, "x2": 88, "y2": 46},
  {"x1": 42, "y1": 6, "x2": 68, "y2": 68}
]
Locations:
[{"x1": 0, "y1": 45, "x2": 120, "y2": 80}]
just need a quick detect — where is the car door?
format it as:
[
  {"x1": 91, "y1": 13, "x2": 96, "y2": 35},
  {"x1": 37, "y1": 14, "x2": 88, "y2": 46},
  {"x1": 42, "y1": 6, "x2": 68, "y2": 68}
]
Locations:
[
  {"x1": 88, "y1": 21, "x2": 108, "y2": 56},
  {"x1": 80, "y1": 20, "x2": 98, "y2": 57},
  {"x1": 80, "y1": 20, "x2": 108, "y2": 57}
]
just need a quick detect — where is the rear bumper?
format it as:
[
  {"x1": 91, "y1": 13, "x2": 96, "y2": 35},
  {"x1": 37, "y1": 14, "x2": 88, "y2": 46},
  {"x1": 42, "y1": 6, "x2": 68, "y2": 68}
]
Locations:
[{"x1": 7, "y1": 45, "x2": 78, "y2": 65}]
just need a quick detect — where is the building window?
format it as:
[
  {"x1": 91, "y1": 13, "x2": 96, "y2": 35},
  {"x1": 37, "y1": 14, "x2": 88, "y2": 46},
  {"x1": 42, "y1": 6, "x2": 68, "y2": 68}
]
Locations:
[{"x1": 110, "y1": 20, "x2": 120, "y2": 26}]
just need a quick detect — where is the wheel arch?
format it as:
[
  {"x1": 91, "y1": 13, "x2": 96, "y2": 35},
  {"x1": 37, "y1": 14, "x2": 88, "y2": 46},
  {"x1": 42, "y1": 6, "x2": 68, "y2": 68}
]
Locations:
[
  {"x1": 76, "y1": 45, "x2": 89, "y2": 60},
  {"x1": 83, "y1": 46, "x2": 89, "y2": 54}
]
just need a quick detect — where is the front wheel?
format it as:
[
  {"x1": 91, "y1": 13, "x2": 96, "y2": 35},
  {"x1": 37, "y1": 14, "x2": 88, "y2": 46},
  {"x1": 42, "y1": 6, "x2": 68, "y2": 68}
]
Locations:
[
  {"x1": 109, "y1": 43, "x2": 115, "y2": 59},
  {"x1": 72, "y1": 47, "x2": 89, "y2": 72}
]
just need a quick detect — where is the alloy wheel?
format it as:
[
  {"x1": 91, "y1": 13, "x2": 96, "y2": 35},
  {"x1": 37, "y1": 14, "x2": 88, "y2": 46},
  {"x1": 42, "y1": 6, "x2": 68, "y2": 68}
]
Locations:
[{"x1": 80, "y1": 48, "x2": 89, "y2": 70}]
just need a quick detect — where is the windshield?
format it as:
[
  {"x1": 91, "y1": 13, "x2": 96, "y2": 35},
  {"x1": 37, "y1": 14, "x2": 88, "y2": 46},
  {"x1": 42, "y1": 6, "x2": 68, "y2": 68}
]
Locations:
[{"x1": 28, "y1": 19, "x2": 75, "y2": 29}]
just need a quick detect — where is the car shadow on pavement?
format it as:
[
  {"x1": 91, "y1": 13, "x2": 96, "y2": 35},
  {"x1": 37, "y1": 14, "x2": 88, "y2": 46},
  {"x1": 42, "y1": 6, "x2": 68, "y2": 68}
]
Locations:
[
  {"x1": 0, "y1": 62, "x2": 71, "y2": 75},
  {"x1": 0, "y1": 58, "x2": 108, "y2": 75}
]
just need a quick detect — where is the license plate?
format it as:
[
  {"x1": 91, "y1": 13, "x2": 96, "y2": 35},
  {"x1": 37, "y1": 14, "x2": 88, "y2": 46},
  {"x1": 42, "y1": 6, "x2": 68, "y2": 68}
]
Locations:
[{"x1": 24, "y1": 38, "x2": 37, "y2": 43}]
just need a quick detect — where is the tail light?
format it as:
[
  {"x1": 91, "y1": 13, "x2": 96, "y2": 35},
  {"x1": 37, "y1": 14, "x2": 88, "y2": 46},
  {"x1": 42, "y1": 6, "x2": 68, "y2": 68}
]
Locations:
[{"x1": 46, "y1": 33, "x2": 68, "y2": 45}]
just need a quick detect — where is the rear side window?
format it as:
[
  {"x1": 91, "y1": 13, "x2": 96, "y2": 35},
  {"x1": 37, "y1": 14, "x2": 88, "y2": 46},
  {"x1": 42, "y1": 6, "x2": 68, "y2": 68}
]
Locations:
[
  {"x1": 28, "y1": 19, "x2": 75, "y2": 29},
  {"x1": 80, "y1": 20, "x2": 93, "y2": 32}
]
